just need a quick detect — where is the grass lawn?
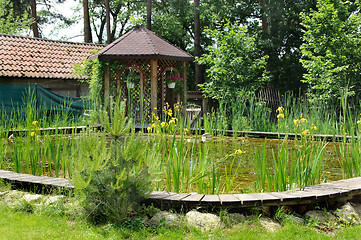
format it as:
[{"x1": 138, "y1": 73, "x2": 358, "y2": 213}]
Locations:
[{"x1": 1, "y1": 201, "x2": 361, "y2": 240}]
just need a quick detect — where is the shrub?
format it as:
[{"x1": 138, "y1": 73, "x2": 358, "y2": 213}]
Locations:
[{"x1": 73, "y1": 97, "x2": 152, "y2": 225}]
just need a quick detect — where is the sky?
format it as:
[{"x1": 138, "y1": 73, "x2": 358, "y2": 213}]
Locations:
[{"x1": 41, "y1": 0, "x2": 84, "y2": 43}]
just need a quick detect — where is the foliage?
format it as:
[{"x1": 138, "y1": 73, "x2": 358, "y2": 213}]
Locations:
[
  {"x1": 99, "y1": 97, "x2": 132, "y2": 138},
  {"x1": 85, "y1": 0, "x2": 145, "y2": 43},
  {"x1": 73, "y1": 97, "x2": 152, "y2": 224},
  {"x1": 0, "y1": 0, "x2": 74, "y2": 38},
  {"x1": 0, "y1": 0, "x2": 32, "y2": 35},
  {"x1": 198, "y1": 20, "x2": 268, "y2": 100},
  {"x1": 254, "y1": 136, "x2": 326, "y2": 193},
  {"x1": 259, "y1": 0, "x2": 316, "y2": 92},
  {"x1": 300, "y1": 0, "x2": 361, "y2": 102}
]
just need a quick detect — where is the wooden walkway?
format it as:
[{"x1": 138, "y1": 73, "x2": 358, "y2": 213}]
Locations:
[
  {"x1": 4, "y1": 125, "x2": 356, "y2": 143},
  {"x1": 0, "y1": 170, "x2": 74, "y2": 193},
  {"x1": 1, "y1": 170, "x2": 361, "y2": 210},
  {"x1": 195, "y1": 129, "x2": 356, "y2": 142}
]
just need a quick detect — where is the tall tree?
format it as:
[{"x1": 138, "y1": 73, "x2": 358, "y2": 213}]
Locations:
[
  {"x1": 84, "y1": 0, "x2": 92, "y2": 43},
  {"x1": 194, "y1": 0, "x2": 201, "y2": 89},
  {"x1": 0, "y1": 0, "x2": 32, "y2": 35},
  {"x1": 198, "y1": 21, "x2": 268, "y2": 100},
  {"x1": 147, "y1": 0, "x2": 151, "y2": 30},
  {"x1": 258, "y1": 0, "x2": 316, "y2": 92},
  {"x1": 30, "y1": 0, "x2": 39, "y2": 37},
  {"x1": 105, "y1": 0, "x2": 110, "y2": 44},
  {"x1": 87, "y1": 0, "x2": 144, "y2": 43},
  {"x1": 300, "y1": 0, "x2": 361, "y2": 102}
]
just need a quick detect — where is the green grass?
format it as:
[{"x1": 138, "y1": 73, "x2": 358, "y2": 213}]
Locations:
[{"x1": 2, "y1": 201, "x2": 361, "y2": 240}]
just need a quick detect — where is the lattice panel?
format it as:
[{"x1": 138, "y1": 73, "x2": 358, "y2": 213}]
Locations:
[
  {"x1": 110, "y1": 59, "x2": 186, "y2": 122},
  {"x1": 112, "y1": 59, "x2": 152, "y2": 122}
]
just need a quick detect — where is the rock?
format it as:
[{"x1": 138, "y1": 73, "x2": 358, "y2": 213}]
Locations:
[
  {"x1": 305, "y1": 210, "x2": 337, "y2": 224},
  {"x1": 259, "y1": 217, "x2": 282, "y2": 232},
  {"x1": 149, "y1": 211, "x2": 181, "y2": 227},
  {"x1": 4, "y1": 190, "x2": 24, "y2": 202},
  {"x1": 202, "y1": 133, "x2": 212, "y2": 138},
  {"x1": 283, "y1": 215, "x2": 305, "y2": 225},
  {"x1": 22, "y1": 194, "x2": 43, "y2": 203},
  {"x1": 44, "y1": 195, "x2": 65, "y2": 205},
  {"x1": 201, "y1": 133, "x2": 212, "y2": 142},
  {"x1": 186, "y1": 210, "x2": 223, "y2": 231},
  {"x1": 227, "y1": 213, "x2": 246, "y2": 226},
  {"x1": 333, "y1": 203, "x2": 361, "y2": 224}
]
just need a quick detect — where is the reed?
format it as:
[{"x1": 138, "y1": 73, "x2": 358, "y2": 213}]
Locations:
[
  {"x1": 156, "y1": 131, "x2": 221, "y2": 195},
  {"x1": 254, "y1": 136, "x2": 326, "y2": 192},
  {"x1": 220, "y1": 151, "x2": 243, "y2": 194},
  {"x1": 335, "y1": 135, "x2": 361, "y2": 178}
]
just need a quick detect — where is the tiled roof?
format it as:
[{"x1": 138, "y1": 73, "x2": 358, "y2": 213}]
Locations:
[
  {"x1": 0, "y1": 34, "x2": 103, "y2": 80},
  {"x1": 93, "y1": 26, "x2": 194, "y2": 62}
]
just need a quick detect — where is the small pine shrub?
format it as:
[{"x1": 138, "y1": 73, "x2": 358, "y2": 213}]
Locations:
[{"x1": 74, "y1": 97, "x2": 152, "y2": 225}]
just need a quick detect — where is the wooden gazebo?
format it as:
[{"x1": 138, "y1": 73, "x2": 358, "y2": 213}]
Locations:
[{"x1": 91, "y1": 26, "x2": 194, "y2": 122}]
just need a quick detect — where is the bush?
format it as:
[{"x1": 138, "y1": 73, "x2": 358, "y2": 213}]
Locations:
[{"x1": 73, "y1": 97, "x2": 152, "y2": 225}]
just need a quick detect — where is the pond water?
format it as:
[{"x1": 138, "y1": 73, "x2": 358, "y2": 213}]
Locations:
[{"x1": 190, "y1": 136, "x2": 342, "y2": 193}]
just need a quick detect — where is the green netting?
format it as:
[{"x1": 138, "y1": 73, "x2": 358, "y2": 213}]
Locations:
[{"x1": 0, "y1": 83, "x2": 91, "y2": 116}]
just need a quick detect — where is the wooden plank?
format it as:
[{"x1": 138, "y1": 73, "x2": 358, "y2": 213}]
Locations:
[
  {"x1": 201, "y1": 195, "x2": 220, "y2": 203},
  {"x1": 13, "y1": 176, "x2": 47, "y2": 183},
  {"x1": 183, "y1": 61, "x2": 187, "y2": 116},
  {"x1": 150, "y1": 59, "x2": 157, "y2": 114},
  {"x1": 181, "y1": 193, "x2": 204, "y2": 202},
  {"x1": 268, "y1": 192, "x2": 300, "y2": 202},
  {"x1": 218, "y1": 194, "x2": 242, "y2": 204},
  {"x1": 0, "y1": 170, "x2": 16, "y2": 177},
  {"x1": 163, "y1": 193, "x2": 190, "y2": 201},
  {"x1": 247, "y1": 193, "x2": 280, "y2": 205},
  {"x1": 298, "y1": 188, "x2": 341, "y2": 199},
  {"x1": 148, "y1": 191, "x2": 176, "y2": 200},
  {"x1": 305, "y1": 184, "x2": 352, "y2": 194},
  {"x1": 233, "y1": 193, "x2": 260, "y2": 205},
  {"x1": 285, "y1": 190, "x2": 316, "y2": 198}
]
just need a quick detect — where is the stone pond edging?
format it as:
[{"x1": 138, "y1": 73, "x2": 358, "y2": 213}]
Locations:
[{"x1": 1, "y1": 170, "x2": 361, "y2": 211}]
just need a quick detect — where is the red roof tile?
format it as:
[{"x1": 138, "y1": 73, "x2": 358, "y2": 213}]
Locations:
[
  {"x1": 0, "y1": 34, "x2": 103, "y2": 80},
  {"x1": 93, "y1": 26, "x2": 194, "y2": 62}
]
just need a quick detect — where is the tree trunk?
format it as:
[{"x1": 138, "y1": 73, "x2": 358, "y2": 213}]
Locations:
[
  {"x1": 259, "y1": 0, "x2": 267, "y2": 34},
  {"x1": 147, "y1": 0, "x2": 152, "y2": 30},
  {"x1": 105, "y1": 0, "x2": 111, "y2": 44},
  {"x1": 30, "y1": 0, "x2": 39, "y2": 38},
  {"x1": 194, "y1": 0, "x2": 202, "y2": 89},
  {"x1": 83, "y1": 0, "x2": 92, "y2": 43}
]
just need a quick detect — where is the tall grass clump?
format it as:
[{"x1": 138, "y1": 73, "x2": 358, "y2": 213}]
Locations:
[
  {"x1": 254, "y1": 111, "x2": 326, "y2": 192},
  {"x1": 254, "y1": 138, "x2": 326, "y2": 192},
  {"x1": 335, "y1": 90, "x2": 361, "y2": 178},
  {"x1": 0, "y1": 127, "x2": 8, "y2": 170},
  {"x1": 161, "y1": 133, "x2": 220, "y2": 195},
  {"x1": 145, "y1": 103, "x2": 222, "y2": 195},
  {"x1": 205, "y1": 87, "x2": 361, "y2": 136},
  {"x1": 230, "y1": 90, "x2": 272, "y2": 132},
  {"x1": 335, "y1": 135, "x2": 361, "y2": 178},
  {"x1": 72, "y1": 96, "x2": 153, "y2": 225}
]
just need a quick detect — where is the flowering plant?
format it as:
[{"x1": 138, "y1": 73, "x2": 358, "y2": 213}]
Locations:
[
  {"x1": 167, "y1": 74, "x2": 183, "y2": 84},
  {"x1": 126, "y1": 69, "x2": 138, "y2": 84}
]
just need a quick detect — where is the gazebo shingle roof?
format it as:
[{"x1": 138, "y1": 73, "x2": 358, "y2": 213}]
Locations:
[
  {"x1": 93, "y1": 26, "x2": 194, "y2": 62},
  {"x1": 0, "y1": 34, "x2": 103, "y2": 80}
]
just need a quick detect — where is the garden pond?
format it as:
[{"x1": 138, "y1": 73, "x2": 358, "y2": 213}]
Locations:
[
  {"x1": 187, "y1": 135, "x2": 341, "y2": 193},
  {"x1": 0, "y1": 131, "x2": 344, "y2": 194}
]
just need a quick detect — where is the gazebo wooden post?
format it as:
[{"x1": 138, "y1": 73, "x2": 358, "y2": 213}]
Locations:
[
  {"x1": 183, "y1": 61, "x2": 187, "y2": 116},
  {"x1": 150, "y1": 59, "x2": 158, "y2": 115},
  {"x1": 104, "y1": 64, "x2": 110, "y2": 101}
]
